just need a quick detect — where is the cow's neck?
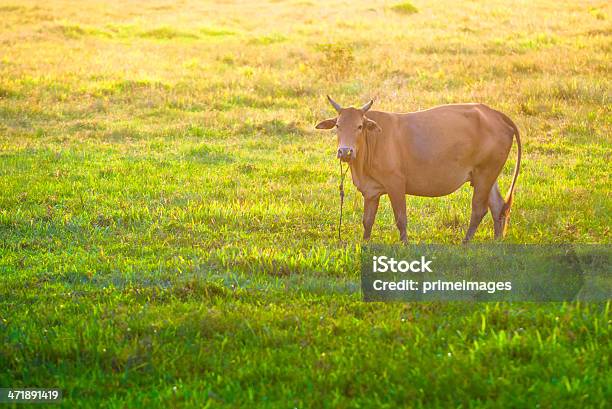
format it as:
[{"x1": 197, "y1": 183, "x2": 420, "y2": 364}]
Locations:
[{"x1": 349, "y1": 131, "x2": 372, "y2": 193}]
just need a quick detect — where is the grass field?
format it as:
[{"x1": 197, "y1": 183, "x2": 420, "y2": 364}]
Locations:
[{"x1": 0, "y1": 0, "x2": 610, "y2": 407}]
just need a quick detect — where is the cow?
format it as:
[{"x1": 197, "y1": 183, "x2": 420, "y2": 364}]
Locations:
[{"x1": 315, "y1": 96, "x2": 522, "y2": 243}]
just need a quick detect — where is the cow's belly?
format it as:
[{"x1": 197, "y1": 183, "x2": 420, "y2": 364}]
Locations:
[{"x1": 404, "y1": 163, "x2": 472, "y2": 197}]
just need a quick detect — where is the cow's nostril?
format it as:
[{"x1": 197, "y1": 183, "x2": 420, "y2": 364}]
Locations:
[{"x1": 337, "y1": 148, "x2": 353, "y2": 159}]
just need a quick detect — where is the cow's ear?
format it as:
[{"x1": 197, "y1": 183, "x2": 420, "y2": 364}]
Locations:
[
  {"x1": 315, "y1": 117, "x2": 337, "y2": 129},
  {"x1": 365, "y1": 118, "x2": 382, "y2": 133}
]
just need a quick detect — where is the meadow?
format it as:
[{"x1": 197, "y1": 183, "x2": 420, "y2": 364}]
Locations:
[{"x1": 0, "y1": 0, "x2": 610, "y2": 407}]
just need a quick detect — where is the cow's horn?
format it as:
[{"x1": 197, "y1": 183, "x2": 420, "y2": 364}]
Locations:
[
  {"x1": 360, "y1": 99, "x2": 374, "y2": 113},
  {"x1": 327, "y1": 95, "x2": 342, "y2": 113}
]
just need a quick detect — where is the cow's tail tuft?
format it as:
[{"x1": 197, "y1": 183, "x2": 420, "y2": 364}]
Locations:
[
  {"x1": 500, "y1": 192, "x2": 513, "y2": 237},
  {"x1": 497, "y1": 111, "x2": 522, "y2": 237}
]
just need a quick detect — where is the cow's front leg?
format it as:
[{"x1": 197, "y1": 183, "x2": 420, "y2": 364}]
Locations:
[
  {"x1": 388, "y1": 190, "x2": 408, "y2": 243},
  {"x1": 362, "y1": 194, "x2": 380, "y2": 241}
]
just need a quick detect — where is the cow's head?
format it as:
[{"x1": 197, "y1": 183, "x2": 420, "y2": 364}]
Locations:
[{"x1": 315, "y1": 95, "x2": 382, "y2": 162}]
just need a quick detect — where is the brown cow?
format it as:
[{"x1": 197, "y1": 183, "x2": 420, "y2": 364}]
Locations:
[{"x1": 315, "y1": 96, "x2": 522, "y2": 243}]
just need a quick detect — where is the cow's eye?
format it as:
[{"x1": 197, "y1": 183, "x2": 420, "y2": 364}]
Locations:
[{"x1": 358, "y1": 124, "x2": 363, "y2": 130}]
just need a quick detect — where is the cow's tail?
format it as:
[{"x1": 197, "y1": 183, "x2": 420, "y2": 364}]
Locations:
[{"x1": 496, "y1": 111, "x2": 522, "y2": 237}]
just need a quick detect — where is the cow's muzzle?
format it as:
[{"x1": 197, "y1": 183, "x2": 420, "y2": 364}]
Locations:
[{"x1": 337, "y1": 147, "x2": 354, "y2": 162}]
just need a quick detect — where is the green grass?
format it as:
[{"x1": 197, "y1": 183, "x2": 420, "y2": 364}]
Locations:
[
  {"x1": 0, "y1": 0, "x2": 610, "y2": 407},
  {"x1": 390, "y1": 2, "x2": 419, "y2": 15},
  {"x1": 138, "y1": 26, "x2": 199, "y2": 40}
]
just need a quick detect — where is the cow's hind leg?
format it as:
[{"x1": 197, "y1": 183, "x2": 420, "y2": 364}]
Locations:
[
  {"x1": 463, "y1": 177, "x2": 495, "y2": 244},
  {"x1": 362, "y1": 194, "x2": 381, "y2": 241},
  {"x1": 488, "y1": 181, "x2": 505, "y2": 239}
]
